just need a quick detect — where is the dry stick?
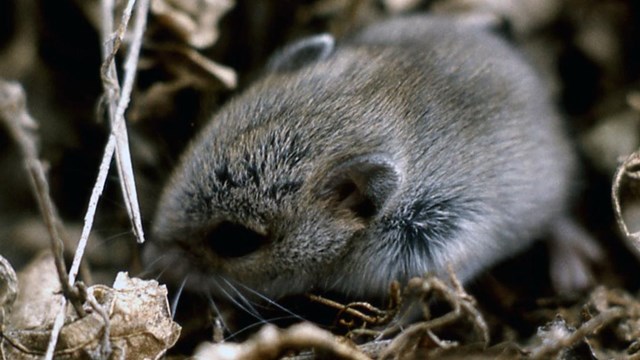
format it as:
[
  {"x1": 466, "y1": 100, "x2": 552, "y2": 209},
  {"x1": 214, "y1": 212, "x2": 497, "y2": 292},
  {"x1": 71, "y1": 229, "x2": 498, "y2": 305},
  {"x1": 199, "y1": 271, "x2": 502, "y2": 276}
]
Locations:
[
  {"x1": 85, "y1": 289, "x2": 113, "y2": 358},
  {"x1": 379, "y1": 275, "x2": 489, "y2": 359},
  {"x1": 44, "y1": 0, "x2": 150, "y2": 358},
  {"x1": 198, "y1": 323, "x2": 372, "y2": 360},
  {"x1": 101, "y1": 0, "x2": 147, "y2": 244},
  {"x1": 145, "y1": 43, "x2": 238, "y2": 89},
  {"x1": 0, "y1": 80, "x2": 90, "y2": 286},
  {"x1": 307, "y1": 294, "x2": 389, "y2": 325},
  {"x1": 69, "y1": 138, "x2": 116, "y2": 294},
  {"x1": 612, "y1": 151, "x2": 640, "y2": 255},
  {"x1": 0, "y1": 81, "x2": 86, "y2": 319},
  {"x1": 307, "y1": 282, "x2": 401, "y2": 331},
  {"x1": 44, "y1": 139, "x2": 117, "y2": 360},
  {"x1": 529, "y1": 307, "x2": 626, "y2": 359},
  {"x1": 445, "y1": 266, "x2": 489, "y2": 346},
  {"x1": 111, "y1": 0, "x2": 149, "y2": 244},
  {"x1": 69, "y1": 0, "x2": 150, "y2": 290},
  {"x1": 0, "y1": 81, "x2": 86, "y2": 360}
]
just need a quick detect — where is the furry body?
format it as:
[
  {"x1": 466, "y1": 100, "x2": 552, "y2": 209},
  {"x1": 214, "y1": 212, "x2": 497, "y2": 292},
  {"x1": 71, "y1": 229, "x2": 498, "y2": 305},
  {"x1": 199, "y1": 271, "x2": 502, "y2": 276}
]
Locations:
[{"x1": 149, "y1": 16, "x2": 575, "y2": 299}]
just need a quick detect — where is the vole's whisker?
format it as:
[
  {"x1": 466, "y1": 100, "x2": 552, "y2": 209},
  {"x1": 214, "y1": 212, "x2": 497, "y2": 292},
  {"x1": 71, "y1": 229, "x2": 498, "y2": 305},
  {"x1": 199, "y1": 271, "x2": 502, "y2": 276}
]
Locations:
[
  {"x1": 232, "y1": 280, "x2": 306, "y2": 322},
  {"x1": 136, "y1": 253, "x2": 169, "y2": 278},
  {"x1": 144, "y1": 262, "x2": 170, "y2": 281},
  {"x1": 80, "y1": 229, "x2": 133, "y2": 259},
  {"x1": 97, "y1": 229, "x2": 133, "y2": 243},
  {"x1": 153, "y1": 260, "x2": 173, "y2": 281},
  {"x1": 207, "y1": 294, "x2": 229, "y2": 334},
  {"x1": 132, "y1": 267, "x2": 153, "y2": 279},
  {"x1": 170, "y1": 275, "x2": 188, "y2": 319},
  {"x1": 216, "y1": 279, "x2": 264, "y2": 322},
  {"x1": 223, "y1": 315, "x2": 302, "y2": 342},
  {"x1": 221, "y1": 278, "x2": 264, "y2": 320}
]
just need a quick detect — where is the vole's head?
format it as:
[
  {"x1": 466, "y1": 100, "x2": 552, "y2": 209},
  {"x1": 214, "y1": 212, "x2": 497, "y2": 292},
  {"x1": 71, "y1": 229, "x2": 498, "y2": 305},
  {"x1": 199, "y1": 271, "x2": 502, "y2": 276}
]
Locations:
[
  {"x1": 146, "y1": 34, "x2": 402, "y2": 300},
  {"x1": 148, "y1": 121, "x2": 401, "y2": 300}
]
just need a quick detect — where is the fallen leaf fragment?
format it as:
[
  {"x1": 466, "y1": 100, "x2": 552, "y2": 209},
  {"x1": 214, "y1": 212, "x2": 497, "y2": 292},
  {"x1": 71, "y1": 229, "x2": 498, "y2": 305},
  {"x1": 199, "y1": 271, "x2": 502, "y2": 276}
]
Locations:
[
  {"x1": 0, "y1": 254, "x2": 181, "y2": 359},
  {"x1": 151, "y1": 0, "x2": 234, "y2": 48},
  {"x1": 131, "y1": 44, "x2": 237, "y2": 121},
  {"x1": 107, "y1": 272, "x2": 182, "y2": 358},
  {"x1": 0, "y1": 255, "x2": 18, "y2": 324},
  {"x1": 5, "y1": 253, "x2": 63, "y2": 330}
]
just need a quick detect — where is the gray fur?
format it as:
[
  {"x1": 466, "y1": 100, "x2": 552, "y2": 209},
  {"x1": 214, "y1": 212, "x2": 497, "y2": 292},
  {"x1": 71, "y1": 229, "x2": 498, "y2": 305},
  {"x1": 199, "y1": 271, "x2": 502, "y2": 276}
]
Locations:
[{"x1": 147, "y1": 15, "x2": 576, "y2": 299}]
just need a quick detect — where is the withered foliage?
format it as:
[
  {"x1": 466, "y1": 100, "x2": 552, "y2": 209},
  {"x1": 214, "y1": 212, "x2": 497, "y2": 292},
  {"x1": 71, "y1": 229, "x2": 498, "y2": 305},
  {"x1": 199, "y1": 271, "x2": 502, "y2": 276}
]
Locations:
[
  {"x1": 0, "y1": 254, "x2": 180, "y2": 359},
  {"x1": 1, "y1": 0, "x2": 640, "y2": 359}
]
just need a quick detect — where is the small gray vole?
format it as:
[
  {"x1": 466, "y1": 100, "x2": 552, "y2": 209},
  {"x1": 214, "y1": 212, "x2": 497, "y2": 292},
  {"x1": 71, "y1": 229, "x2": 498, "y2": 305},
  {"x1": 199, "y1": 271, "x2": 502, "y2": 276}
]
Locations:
[{"x1": 147, "y1": 15, "x2": 594, "y2": 300}]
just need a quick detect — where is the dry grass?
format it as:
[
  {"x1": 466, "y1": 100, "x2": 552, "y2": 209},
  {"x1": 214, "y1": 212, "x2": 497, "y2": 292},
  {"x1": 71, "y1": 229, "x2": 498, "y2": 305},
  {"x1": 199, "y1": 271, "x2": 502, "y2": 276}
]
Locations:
[{"x1": 1, "y1": 0, "x2": 639, "y2": 358}]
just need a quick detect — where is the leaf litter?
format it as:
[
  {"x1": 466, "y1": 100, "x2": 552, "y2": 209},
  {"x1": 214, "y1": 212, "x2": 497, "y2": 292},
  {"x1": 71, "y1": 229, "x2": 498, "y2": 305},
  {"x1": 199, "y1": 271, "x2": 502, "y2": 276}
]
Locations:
[{"x1": 1, "y1": 0, "x2": 640, "y2": 358}]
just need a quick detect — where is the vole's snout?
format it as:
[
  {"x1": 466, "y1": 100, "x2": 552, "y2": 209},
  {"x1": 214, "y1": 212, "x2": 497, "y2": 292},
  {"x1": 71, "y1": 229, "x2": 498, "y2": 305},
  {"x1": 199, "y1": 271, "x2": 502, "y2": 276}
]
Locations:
[{"x1": 205, "y1": 221, "x2": 270, "y2": 259}]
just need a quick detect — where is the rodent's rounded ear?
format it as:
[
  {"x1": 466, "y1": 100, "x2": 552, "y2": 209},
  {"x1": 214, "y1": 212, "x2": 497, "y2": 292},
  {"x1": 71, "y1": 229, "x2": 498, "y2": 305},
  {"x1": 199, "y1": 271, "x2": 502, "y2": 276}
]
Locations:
[
  {"x1": 316, "y1": 154, "x2": 400, "y2": 220},
  {"x1": 267, "y1": 34, "x2": 335, "y2": 73}
]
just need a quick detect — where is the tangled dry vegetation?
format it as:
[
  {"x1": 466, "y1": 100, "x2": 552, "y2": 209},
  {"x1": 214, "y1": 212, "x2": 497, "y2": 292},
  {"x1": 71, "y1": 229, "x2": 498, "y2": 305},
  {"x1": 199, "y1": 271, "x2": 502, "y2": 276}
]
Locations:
[{"x1": 1, "y1": 0, "x2": 640, "y2": 358}]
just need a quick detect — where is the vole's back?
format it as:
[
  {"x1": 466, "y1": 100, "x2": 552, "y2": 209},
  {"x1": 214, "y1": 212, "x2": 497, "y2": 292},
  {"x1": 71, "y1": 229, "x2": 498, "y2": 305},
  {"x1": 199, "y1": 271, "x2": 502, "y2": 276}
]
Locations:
[{"x1": 151, "y1": 16, "x2": 575, "y2": 298}]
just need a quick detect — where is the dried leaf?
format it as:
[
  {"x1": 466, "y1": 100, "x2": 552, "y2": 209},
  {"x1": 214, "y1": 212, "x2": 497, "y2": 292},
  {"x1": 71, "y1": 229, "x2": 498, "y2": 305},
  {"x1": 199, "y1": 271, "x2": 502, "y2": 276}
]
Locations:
[
  {"x1": 6, "y1": 253, "x2": 64, "y2": 330},
  {"x1": 0, "y1": 255, "x2": 18, "y2": 324},
  {"x1": 151, "y1": 0, "x2": 234, "y2": 48},
  {"x1": 0, "y1": 255, "x2": 181, "y2": 359},
  {"x1": 131, "y1": 44, "x2": 236, "y2": 121}
]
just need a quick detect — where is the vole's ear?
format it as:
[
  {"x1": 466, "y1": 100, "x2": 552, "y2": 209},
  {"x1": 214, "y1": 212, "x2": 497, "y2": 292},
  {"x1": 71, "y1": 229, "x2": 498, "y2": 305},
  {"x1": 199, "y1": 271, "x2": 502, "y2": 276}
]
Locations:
[
  {"x1": 316, "y1": 154, "x2": 401, "y2": 220},
  {"x1": 267, "y1": 34, "x2": 335, "y2": 73}
]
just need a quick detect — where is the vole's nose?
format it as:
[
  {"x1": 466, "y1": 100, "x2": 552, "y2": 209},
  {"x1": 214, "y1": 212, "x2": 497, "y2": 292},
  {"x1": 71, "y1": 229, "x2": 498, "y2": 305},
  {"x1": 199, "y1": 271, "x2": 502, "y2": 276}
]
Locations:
[{"x1": 205, "y1": 222, "x2": 270, "y2": 258}]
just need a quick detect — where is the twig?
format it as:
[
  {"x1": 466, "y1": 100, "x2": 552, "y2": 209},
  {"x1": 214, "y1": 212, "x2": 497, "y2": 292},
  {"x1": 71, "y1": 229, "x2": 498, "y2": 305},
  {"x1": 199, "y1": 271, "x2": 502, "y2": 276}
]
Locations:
[
  {"x1": 100, "y1": 0, "x2": 147, "y2": 244},
  {"x1": 307, "y1": 294, "x2": 389, "y2": 326},
  {"x1": 195, "y1": 322, "x2": 371, "y2": 360},
  {"x1": 379, "y1": 273, "x2": 489, "y2": 359},
  {"x1": 307, "y1": 281, "x2": 401, "y2": 332},
  {"x1": 0, "y1": 79, "x2": 90, "y2": 360},
  {"x1": 44, "y1": 0, "x2": 150, "y2": 357},
  {"x1": 85, "y1": 286, "x2": 113, "y2": 359},
  {"x1": 612, "y1": 151, "x2": 640, "y2": 255},
  {"x1": 0, "y1": 80, "x2": 87, "y2": 316},
  {"x1": 69, "y1": 137, "x2": 116, "y2": 289},
  {"x1": 69, "y1": 0, "x2": 150, "y2": 290},
  {"x1": 529, "y1": 307, "x2": 626, "y2": 359},
  {"x1": 144, "y1": 43, "x2": 237, "y2": 89},
  {"x1": 113, "y1": 0, "x2": 149, "y2": 244}
]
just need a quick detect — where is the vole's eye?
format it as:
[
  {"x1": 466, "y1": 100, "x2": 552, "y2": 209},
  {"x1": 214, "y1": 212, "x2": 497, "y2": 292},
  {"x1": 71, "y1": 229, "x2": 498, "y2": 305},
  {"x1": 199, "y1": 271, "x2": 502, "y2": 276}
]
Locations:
[{"x1": 205, "y1": 222, "x2": 269, "y2": 258}]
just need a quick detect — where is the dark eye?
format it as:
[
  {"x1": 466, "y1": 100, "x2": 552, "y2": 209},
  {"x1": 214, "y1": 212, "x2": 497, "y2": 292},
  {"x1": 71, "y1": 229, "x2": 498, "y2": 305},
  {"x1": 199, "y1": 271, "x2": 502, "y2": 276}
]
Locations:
[{"x1": 205, "y1": 222, "x2": 269, "y2": 258}]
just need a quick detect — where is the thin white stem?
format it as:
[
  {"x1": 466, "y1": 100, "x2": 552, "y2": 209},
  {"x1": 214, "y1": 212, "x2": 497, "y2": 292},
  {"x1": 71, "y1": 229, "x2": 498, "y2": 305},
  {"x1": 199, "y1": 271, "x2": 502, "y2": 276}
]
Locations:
[
  {"x1": 45, "y1": 0, "x2": 149, "y2": 357},
  {"x1": 69, "y1": 135, "x2": 116, "y2": 287},
  {"x1": 112, "y1": 0, "x2": 149, "y2": 244}
]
